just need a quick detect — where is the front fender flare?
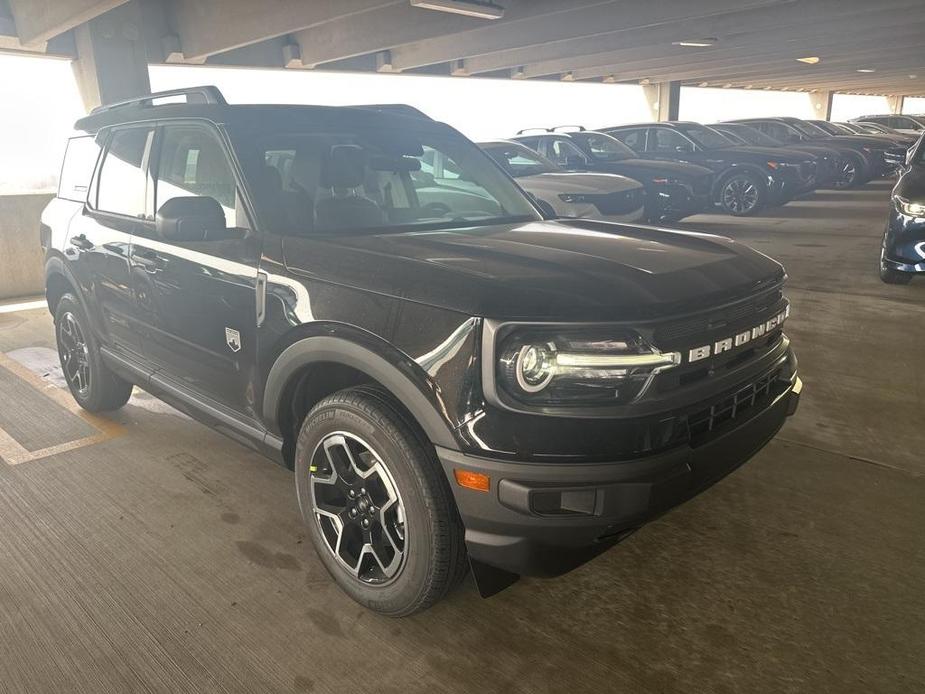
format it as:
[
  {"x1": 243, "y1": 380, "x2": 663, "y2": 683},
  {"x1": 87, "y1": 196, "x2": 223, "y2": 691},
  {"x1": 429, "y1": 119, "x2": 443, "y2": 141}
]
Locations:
[{"x1": 262, "y1": 335, "x2": 458, "y2": 450}]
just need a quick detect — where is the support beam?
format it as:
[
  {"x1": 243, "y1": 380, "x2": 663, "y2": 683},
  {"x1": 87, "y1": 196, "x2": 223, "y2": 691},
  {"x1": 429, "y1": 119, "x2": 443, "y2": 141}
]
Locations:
[
  {"x1": 7, "y1": 0, "x2": 125, "y2": 47},
  {"x1": 71, "y1": 1, "x2": 149, "y2": 112},
  {"x1": 887, "y1": 95, "x2": 906, "y2": 114},
  {"x1": 809, "y1": 90, "x2": 834, "y2": 120},
  {"x1": 643, "y1": 81, "x2": 681, "y2": 122}
]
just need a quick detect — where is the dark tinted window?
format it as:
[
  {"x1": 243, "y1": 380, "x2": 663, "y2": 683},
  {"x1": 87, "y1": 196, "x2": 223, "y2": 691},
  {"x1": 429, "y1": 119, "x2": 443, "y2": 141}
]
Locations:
[
  {"x1": 58, "y1": 136, "x2": 102, "y2": 202},
  {"x1": 547, "y1": 138, "x2": 589, "y2": 166},
  {"x1": 482, "y1": 143, "x2": 559, "y2": 177},
  {"x1": 751, "y1": 121, "x2": 802, "y2": 144},
  {"x1": 649, "y1": 128, "x2": 693, "y2": 153},
  {"x1": 608, "y1": 128, "x2": 645, "y2": 152},
  {"x1": 155, "y1": 125, "x2": 239, "y2": 227},
  {"x1": 97, "y1": 127, "x2": 152, "y2": 216},
  {"x1": 673, "y1": 124, "x2": 732, "y2": 149},
  {"x1": 570, "y1": 132, "x2": 635, "y2": 161}
]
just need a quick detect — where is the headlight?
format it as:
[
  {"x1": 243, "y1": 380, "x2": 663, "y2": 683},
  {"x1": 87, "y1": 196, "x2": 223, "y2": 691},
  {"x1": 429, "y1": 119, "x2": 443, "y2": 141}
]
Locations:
[
  {"x1": 494, "y1": 326, "x2": 680, "y2": 407},
  {"x1": 895, "y1": 195, "x2": 925, "y2": 217}
]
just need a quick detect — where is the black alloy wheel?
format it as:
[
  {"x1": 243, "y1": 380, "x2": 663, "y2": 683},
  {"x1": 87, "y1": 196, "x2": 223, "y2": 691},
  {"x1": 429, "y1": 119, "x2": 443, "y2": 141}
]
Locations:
[{"x1": 719, "y1": 172, "x2": 765, "y2": 216}]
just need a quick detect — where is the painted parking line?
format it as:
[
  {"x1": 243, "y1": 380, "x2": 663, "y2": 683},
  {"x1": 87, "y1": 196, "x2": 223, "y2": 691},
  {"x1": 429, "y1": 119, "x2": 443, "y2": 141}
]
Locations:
[
  {"x1": 0, "y1": 299, "x2": 47, "y2": 314},
  {"x1": 0, "y1": 351, "x2": 124, "y2": 466}
]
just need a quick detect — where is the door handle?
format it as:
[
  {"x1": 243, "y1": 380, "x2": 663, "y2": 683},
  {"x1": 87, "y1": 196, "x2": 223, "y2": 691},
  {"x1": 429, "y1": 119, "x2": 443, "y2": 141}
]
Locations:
[
  {"x1": 133, "y1": 249, "x2": 164, "y2": 273},
  {"x1": 69, "y1": 234, "x2": 93, "y2": 250}
]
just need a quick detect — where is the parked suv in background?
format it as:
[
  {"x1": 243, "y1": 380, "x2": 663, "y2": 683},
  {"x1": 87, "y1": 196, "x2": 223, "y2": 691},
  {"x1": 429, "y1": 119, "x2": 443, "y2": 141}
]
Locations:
[
  {"x1": 478, "y1": 140, "x2": 645, "y2": 223},
  {"x1": 881, "y1": 135, "x2": 925, "y2": 283},
  {"x1": 41, "y1": 87, "x2": 801, "y2": 616},
  {"x1": 510, "y1": 128, "x2": 713, "y2": 223},
  {"x1": 604, "y1": 121, "x2": 816, "y2": 216},
  {"x1": 851, "y1": 114, "x2": 925, "y2": 137}
]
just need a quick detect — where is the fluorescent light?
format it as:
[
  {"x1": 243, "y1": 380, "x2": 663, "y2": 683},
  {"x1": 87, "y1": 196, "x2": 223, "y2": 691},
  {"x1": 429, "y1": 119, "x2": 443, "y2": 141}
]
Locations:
[
  {"x1": 796, "y1": 56, "x2": 820, "y2": 64},
  {"x1": 672, "y1": 38, "x2": 717, "y2": 47},
  {"x1": 856, "y1": 68, "x2": 876, "y2": 73},
  {"x1": 410, "y1": 0, "x2": 504, "y2": 19}
]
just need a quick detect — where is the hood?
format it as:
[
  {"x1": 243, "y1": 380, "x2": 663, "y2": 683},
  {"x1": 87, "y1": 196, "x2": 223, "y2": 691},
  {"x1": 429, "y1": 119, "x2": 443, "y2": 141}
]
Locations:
[
  {"x1": 282, "y1": 219, "x2": 785, "y2": 322},
  {"x1": 602, "y1": 158, "x2": 714, "y2": 181},
  {"x1": 519, "y1": 171, "x2": 643, "y2": 196},
  {"x1": 813, "y1": 135, "x2": 900, "y2": 150}
]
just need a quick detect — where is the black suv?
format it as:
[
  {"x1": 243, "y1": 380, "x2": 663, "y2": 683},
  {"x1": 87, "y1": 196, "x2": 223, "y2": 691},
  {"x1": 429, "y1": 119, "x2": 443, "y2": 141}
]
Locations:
[
  {"x1": 881, "y1": 135, "x2": 925, "y2": 284},
  {"x1": 603, "y1": 121, "x2": 817, "y2": 216},
  {"x1": 41, "y1": 87, "x2": 801, "y2": 616},
  {"x1": 510, "y1": 128, "x2": 714, "y2": 223}
]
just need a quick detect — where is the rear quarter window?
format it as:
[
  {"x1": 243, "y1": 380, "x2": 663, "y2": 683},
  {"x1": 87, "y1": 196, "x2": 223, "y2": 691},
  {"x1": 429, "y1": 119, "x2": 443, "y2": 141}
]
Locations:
[{"x1": 57, "y1": 136, "x2": 102, "y2": 202}]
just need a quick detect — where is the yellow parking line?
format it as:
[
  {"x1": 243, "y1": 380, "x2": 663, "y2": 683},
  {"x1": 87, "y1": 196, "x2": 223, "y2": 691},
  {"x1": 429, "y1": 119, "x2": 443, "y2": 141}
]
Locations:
[{"x1": 0, "y1": 351, "x2": 124, "y2": 465}]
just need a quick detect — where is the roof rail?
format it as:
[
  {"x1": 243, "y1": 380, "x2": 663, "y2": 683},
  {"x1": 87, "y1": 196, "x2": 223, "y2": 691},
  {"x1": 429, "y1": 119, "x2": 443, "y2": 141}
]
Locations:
[
  {"x1": 90, "y1": 85, "x2": 227, "y2": 115},
  {"x1": 515, "y1": 127, "x2": 552, "y2": 135},
  {"x1": 550, "y1": 125, "x2": 586, "y2": 132},
  {"x1": 355, "y1": 104, "x2": 431, "y2": 119}
]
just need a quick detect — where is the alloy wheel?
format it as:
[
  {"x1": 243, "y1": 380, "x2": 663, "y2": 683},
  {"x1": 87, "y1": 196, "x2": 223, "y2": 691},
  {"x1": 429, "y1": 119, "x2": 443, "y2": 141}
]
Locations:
[
  {"x1": 58, "y1": 311, "x2": 91, "y2": 397},
  {"x1": 309, "y1": 432, "x2": 407, "y2": 584},
  {"x1": 834, "y1": 160, "x2": 857, "y2": 188},
  {"x1": 722, "y1": 176, "x2": 759, "y2": 214}
]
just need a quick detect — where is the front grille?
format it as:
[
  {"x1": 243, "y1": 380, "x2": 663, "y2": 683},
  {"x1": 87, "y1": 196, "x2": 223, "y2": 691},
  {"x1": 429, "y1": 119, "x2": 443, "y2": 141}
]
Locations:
[
  {"x1": 688, "y1": 369, "x2": 781, "y2": 441},
  {"x1": 591, "y1": 188, "x2": 645, "y2": 215},
  {"x1": 653, "y1": 289, "x2": 784, "y2": 345}
]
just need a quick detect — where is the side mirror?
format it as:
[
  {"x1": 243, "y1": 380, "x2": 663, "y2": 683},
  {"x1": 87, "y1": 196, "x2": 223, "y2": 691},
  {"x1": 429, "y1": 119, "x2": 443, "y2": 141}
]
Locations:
[
  {"x1": 156, "y1": 196, "x2": 225, "y2": 242},
  {"x1": 527, "y1": 193, "x2": 557, "y2": 218},
  {"x1": 564, "y1": 155, "x2": 587, "y2": 169},
  {"x1": 675, "y1": 144, "x2": 694, "y2": 153}
]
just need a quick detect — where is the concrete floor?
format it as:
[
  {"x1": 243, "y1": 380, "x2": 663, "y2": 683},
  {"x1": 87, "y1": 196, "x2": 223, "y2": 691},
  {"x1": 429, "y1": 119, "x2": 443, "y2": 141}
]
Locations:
[{"x1": 0, "y1": 180, "x2": 922, "y2": 693}]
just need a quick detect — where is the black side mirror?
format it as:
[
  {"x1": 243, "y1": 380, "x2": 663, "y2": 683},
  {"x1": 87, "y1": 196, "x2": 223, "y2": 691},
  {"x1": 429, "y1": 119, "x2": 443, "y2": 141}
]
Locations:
[
  {"x1": 528, "y1": 194, "x2": 557, "y2": 219},
  {"x1": 564, "y1": 155, "x2": 587, "y2": 169},
  {"x1": 156, "y1": 196, "x2": 225, "y2": 242},
  {"x1": 675, "y1": 144, "x2": 694, "y2": 153}
]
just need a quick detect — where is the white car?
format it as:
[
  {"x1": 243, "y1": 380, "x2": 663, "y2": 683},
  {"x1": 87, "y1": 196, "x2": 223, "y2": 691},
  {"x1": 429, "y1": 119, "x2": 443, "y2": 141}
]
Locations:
[
  {"x1": 479, "y1": 140, "x2": 646, "y2": 223},
  {"x1": 851, "y1": 114, "x2": 925, "y2": 137}
]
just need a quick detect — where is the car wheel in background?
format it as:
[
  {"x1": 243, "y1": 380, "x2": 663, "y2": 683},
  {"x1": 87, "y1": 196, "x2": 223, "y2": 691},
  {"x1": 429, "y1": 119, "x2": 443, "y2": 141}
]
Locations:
[
  {"x1": 54, "y1": 293, "x2": 133, "y2": 412},
  {"x1": 718, "y1": 172, "x2": 766, "y2": 216},
  {"x1": 295, "y1": 386, "x2": 467, "y2": 616},
  {"x1": 833, "y1": 155, "x2": 867, "y2": 189}
]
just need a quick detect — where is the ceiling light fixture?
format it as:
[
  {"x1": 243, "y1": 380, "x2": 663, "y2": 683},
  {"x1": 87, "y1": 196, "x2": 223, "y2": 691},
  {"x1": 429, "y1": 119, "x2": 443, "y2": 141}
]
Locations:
[
  {"x1": 856, "y1": 68, "x2": 876, "y2": 73},
  {"x1": 673, "y1": 38, "x2": 717, "y2": 47},
  {"x1": 796, "y1": 56, "x2": 820, "y2": 64},
  {"x1": 910, "y1": 74, "x2": 918, "y2": 79},
  {"x1": 410, "y1": 0, "x2": 504, "y2": 19}
]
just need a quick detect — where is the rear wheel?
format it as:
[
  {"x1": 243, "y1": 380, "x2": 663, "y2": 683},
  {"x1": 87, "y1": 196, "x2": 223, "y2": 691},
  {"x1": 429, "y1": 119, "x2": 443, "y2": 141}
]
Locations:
[
  {"x1": 295, "y1": 386, "x2": 467, "y2": 616},
  {"x1": 718, "y1": 172, "x2": 766, "y2": 216},
  {"x1": 54, "y1": 293, "x2": 133, "y2": 412},
  {"x1": 833, "y1": 155, "x2": 867, "y2": 189}
]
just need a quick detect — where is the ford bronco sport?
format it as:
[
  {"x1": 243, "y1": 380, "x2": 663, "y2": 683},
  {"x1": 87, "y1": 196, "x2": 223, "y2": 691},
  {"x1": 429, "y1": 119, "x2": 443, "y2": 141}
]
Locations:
[{"x1": 41, "y1": 87, "x2": 801, "y2": 616}]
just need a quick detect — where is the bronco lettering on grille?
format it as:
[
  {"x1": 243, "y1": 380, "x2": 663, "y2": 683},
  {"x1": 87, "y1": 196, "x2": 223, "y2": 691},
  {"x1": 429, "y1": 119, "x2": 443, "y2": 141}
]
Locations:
[{"x1": 687, "y1": 306, "x2": 789, "y2": 363}]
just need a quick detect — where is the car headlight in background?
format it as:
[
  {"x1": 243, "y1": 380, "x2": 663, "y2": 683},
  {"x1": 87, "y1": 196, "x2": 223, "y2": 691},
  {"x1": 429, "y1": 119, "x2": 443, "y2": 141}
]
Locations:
[
  {"x1": 894, "y1": 195, "x2": 925, "y2": 217},
  {"x1": 494, "y1": 326, "x2": 681, "y2": 406}
]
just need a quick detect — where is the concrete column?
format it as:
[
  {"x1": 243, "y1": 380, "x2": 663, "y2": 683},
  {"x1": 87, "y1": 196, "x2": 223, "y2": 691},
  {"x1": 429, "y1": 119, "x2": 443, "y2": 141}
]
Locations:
[
  {"x1": 643, "y1": 81, "x2": 680, "y2": 122},
  {"x1": 71, "y1": 0, "x2": 150, "y2": 112},
  {"x1": 887, "y1": 95, "x2": 905, "y2": 115},
  {"x1": 808, "y1": 90, "x2": 834, "y2": 120}
]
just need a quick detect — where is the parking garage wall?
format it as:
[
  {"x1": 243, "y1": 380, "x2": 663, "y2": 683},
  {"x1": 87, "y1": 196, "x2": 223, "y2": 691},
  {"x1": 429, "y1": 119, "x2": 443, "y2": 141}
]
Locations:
[{"x1": 0, "y1": 194, "x2": 52, "y2": 300}]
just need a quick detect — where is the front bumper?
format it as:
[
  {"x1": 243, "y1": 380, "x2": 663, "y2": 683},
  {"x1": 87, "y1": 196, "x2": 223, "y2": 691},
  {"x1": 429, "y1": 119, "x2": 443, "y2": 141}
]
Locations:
[
  {"x1": 883, "y1": 208, "x2": 925, "y2": 272},
  {"x1": 438, "y1": 370, "x2": 801, "y2": 580}
]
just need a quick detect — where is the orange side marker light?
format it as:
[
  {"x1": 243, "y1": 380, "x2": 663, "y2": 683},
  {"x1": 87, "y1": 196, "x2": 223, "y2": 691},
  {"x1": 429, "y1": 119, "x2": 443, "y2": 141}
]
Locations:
[{"x1": 454, "y1": 469, "x2": 490, "y2": 492}]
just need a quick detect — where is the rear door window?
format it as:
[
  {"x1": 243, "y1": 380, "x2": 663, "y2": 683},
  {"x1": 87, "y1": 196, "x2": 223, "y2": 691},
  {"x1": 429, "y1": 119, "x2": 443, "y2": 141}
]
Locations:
[
  {"x1": 609, "y1": 128, "x2": 646, "y2": 153},
  {"x1": 649, "y1": 128, "x2": 691, "y2": 153},
  {"x1": 96, "y1": 127, "x2": 154, "y2": 217},
  {"x1": 58, "y1": 136, "x2": 102, "y2": 202}
]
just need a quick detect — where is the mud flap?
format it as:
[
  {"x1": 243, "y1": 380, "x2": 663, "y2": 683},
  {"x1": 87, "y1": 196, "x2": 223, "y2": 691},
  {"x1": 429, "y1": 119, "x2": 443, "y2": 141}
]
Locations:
[{"x1": 469, "y1": 557, "x2": 520, "y2": 598}]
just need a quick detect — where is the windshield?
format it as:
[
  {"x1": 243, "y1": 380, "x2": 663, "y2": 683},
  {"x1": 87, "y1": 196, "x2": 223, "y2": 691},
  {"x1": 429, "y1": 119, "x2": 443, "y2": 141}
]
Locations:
[
  {"x1": 814, "y1": 121, "x2": 853, "y2": 135},
  {"x1": 673, "y1": 123, "x2": 734, "y2": 149},
  {"x1": 787, "y1": 119, "x2": 830, "y2": 138},
  {"x1": 717, "y1": 124, "x2": 782, "y2": 147},
  {"x1": 569, "y1": 132, "x2": 636, "y2": 161},
  {"x1": 237, "y1": 126, "x2": 541, "y2": 236},
  {"x1": 481, "y1": 142, "x2": 559, "y2": 177}
]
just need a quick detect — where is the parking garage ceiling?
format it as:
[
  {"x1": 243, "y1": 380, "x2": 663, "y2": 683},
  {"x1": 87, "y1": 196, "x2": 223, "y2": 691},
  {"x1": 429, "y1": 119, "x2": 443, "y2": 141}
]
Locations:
[{"x1": 1, "y1": 0, "x2": 924, "y2": 97}]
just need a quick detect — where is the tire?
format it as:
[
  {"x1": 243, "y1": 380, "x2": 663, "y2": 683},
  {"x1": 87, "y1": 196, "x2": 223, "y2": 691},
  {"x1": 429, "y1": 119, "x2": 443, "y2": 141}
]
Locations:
[
  {"x1": 718, "y1": 171, "x2": 767, "y2": 216},
  {"x1": 294, "y1": 386, "x2": 467, "y2": 616},
  {"x1": 833, "y1": 155, "x2": 867, "y2": 189},
  {"x1": 54, "y1": 293, "x2": 133, "y2": 412}
]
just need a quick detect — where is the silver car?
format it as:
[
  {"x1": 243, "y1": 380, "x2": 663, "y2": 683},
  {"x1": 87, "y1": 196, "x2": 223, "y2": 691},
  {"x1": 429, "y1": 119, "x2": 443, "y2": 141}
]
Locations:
[{"x1": 480, "y1": 140, "x2": 646, "y2": 223}]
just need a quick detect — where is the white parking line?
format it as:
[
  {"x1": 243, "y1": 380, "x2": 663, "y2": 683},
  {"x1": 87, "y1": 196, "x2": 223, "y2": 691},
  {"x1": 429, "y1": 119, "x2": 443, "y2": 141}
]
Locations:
[{"x1": 0, "y1": 299, "x2": 47, "y2": 314}]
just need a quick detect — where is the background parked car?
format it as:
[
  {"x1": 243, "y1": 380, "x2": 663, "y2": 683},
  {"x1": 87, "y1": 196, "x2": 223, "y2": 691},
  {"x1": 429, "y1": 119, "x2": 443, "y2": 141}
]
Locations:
[
  {"x1": 850, "y1": 114, "x2": 925, "y2": 137},
  {"x1": 479, "y1": 140, "x2": 646, "y2": 223},
  {"x1": 603, "y1": 121, "x2": 816, "y2": 216},
  {"x1": 510, "y1": 128, "x2": 713, "y2": 223},
  {"x1": 837, "y1": 121, "x2": 919, "y2": 146},
  {"x1": 728, "y1": 117, "x2": 905, "y2": 188},
  {"x1": 809, "y1": 119, "x2": 916, "y2": 148}
]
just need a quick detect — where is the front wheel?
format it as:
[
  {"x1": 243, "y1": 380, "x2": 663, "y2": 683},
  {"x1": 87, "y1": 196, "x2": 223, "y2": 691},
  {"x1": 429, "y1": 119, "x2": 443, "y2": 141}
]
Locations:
[
  {"x1": 54, "y1": 293, "x2": 133, "y2": 412},
  {"x1": 718, "y1": 172, "x2": 766, "y2": 216},
  {"x1": 832, "y1": 156, "x2": 867, "y2": 189},
  {"x1": 295, "y1": 386, "x2": 467, "y2": 616}
]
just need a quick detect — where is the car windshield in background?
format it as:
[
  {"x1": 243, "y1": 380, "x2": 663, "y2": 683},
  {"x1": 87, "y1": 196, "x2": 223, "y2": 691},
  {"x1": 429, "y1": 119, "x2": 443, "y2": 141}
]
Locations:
[
  {"x1": 482, "y1": 143, "x2": 560, "y2": 177},
  {"x1": 720, "y1": 124, "x2": 782, "y2": 147},
  {"x1": 570, "y1": 132, "x2": 636, "y2": 161},
  {"x1": 788, "y1": 120, "x2": 830, "y2": 138},
  {"x1": 244, "y1": 127, "x2": 541, "y2": 236},
  {"x1": 674, "y1": 124, "x2": 733, "y2": 150}
]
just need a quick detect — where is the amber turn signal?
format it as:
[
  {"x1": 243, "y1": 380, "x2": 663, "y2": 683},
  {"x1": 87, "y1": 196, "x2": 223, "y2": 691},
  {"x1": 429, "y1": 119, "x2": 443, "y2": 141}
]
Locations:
[{"x1": 454, "y1": 469, "x2": 490, "y2": 492}]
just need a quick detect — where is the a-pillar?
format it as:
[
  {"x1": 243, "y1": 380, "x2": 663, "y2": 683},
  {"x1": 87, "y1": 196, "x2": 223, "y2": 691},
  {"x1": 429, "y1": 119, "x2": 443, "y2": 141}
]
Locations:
[
  {"x1": 642, "y1": 81, "x2": 681, "y2": 122},
  {"x1": 71, "y1": 0, "x2": 150, "y2": 112}
]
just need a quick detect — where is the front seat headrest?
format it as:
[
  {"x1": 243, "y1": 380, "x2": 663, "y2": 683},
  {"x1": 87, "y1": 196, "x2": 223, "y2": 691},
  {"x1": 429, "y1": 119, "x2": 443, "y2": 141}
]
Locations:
[{"x1": 321, "y1": 144, "x2": 368, "y2": 189}]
